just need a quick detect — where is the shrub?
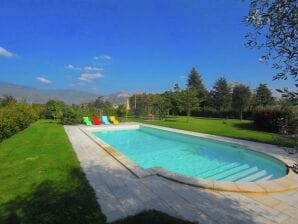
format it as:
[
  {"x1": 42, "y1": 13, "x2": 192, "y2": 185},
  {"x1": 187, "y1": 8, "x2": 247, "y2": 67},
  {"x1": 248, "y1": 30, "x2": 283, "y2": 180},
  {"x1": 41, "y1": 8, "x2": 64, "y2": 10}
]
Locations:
[
  {"x1": 253, "y1": 108, "x2": 295, "y2": 133},
  {"x1": 44, "y1": 100, "x2": 64, "y2": 120},
  {"x1": 61, "y1": 106, "x2": 83, "y2": 125},
  {"x1": 0, "y1": 103, "x2": 40, "y2": 141}
]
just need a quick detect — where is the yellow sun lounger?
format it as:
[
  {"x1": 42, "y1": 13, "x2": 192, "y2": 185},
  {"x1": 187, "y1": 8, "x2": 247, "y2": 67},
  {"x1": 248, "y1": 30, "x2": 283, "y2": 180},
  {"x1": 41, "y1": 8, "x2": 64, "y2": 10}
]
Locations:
[{"x1": 109, "y1": 116, "x2": 119, "y2": 125}]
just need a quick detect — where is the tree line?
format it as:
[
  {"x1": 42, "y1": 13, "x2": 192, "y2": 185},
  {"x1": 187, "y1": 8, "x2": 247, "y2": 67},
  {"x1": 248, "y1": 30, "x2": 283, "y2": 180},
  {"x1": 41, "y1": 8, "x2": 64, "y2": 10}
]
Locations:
[{"x1": 130, "y1": 67, "x2": 286, "y2": 120}]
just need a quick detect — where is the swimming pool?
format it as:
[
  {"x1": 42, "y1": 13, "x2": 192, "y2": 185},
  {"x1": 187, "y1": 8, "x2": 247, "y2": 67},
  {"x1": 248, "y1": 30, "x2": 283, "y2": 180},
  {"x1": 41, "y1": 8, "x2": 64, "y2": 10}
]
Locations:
[{"x1": 93, "y1": 126, "x2": 287, "y2": 182}]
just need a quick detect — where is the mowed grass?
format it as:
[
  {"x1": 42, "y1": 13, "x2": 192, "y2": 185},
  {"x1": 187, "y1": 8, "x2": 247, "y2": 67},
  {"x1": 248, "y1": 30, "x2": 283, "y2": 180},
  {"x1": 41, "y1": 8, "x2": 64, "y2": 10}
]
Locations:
[
  {"x1": 127, "y1": 116, "x2": 281, "y2": 145},
  {"x1": 0, "y1": 120, "x2": 106, "y2": 223},
  {"x1": 0, "y1": 120, "x2": 193, "y2": 224}
]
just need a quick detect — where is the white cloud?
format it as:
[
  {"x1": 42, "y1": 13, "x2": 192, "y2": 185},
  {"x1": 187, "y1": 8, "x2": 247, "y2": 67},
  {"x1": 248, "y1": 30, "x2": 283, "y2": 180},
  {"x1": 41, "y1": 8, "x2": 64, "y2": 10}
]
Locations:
[
  {"x1": 179, "y1": 75, "x2": 186, "y2": 79},
  {"x1": 0, "y1": 47, "x2": 14, "y2": 57},
  {"x1": 65, "y1": 64, "x2": 75, "y2": 69},
  {"x1": 82, "y1": 66, "x2": 102, "y2": 71},
  {"x1": 94, "y1": 55, "x2": 112, "y2": 60},
  {"x1": 36, "y1": 76, "x2": 52, "y2": 84},
  {"x1": 65, "y1": 64, "x2": 102, "y2": 71},
  {"x1": 78, "y1": 73, "x2": 103, "y2": 82}
]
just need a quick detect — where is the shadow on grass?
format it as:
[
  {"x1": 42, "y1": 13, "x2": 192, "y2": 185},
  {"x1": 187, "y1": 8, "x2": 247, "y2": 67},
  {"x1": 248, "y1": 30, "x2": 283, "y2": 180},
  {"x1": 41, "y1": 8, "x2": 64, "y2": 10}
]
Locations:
[
  {"x1": 231, "y1": 122, "x2": 257, "y2": 131},
  {"x1": 0, "y1": 168, "x2": 106, "y2": 224}
]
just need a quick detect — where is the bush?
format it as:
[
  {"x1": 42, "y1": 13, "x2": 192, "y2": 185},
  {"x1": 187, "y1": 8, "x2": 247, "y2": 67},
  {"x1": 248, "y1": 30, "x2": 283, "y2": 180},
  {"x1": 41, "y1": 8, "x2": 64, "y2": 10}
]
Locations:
[
  {"x1": 253, "y1": 108, "x2": 295, "y2": 133},
  {"x1": 0, "y1": 103, "x2": 40, "y2": 141},
  {"x1": 44, "y1": 100, "x2": 64, "y2": 120},
  {"x1": 60, "y1": 106, "x2": 84, "y2": 125}
]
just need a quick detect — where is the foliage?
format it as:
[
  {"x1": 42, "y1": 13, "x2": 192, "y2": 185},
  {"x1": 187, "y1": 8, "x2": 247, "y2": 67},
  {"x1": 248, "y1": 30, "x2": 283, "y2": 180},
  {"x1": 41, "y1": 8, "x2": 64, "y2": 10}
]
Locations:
[
  {"x1": 0, "y1": 102, "x2": 39, "y2": 141},
  {"x1": 179, "y1": 88, "x2": 201, "y2": 120},
  {"x1": 61, "y1": 105, "x2": 82, "y2": 125},
  {"x1": 88, "y1": 96, "x2": 115, "y2": 115},
  {"x1": 58, "y1": 97, "x2": 116, "y2": 125},
  {"x1": 232, "y1": 84, "x2": 251, "y2": 120},
  {"x1": 210, "y1": 77, "x2": 232, "y2": 111},
  {"x1": 187, "y1": 67, "x2": 208, "y2": 102},
  {"x1": 0, "y1": 95, "x2": 17, "y2": 106},
  {"x1": 167, "y1": 84, "x2": 183, "y2": 115},
  {"x1": 253, "y1": 107, "x2": 295, "y2": 132},
  {"x1": 44, "y1": 100, "x2": 65, "y2": 120},
  {"x1": 244, "y1": 0, "x2": 298, "y2": 98},
  {"x1": 255, "y1": 83, "x2": 275, "y2": 107},
  {"x1": 116, "y1": 104, "x2": 127, "y2": 117}
]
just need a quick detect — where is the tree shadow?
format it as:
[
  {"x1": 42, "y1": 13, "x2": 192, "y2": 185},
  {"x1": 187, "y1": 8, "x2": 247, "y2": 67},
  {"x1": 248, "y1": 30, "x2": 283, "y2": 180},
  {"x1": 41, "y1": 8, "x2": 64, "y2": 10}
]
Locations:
[
  {"x1": 0, "y1": 166, "x2": 194, "y2": 224},
  {"x1": 231, "y1": 122, "x2": 256, "y2": 131},
  {"x1": 0, "y1": 168, "x2": 106, "y2": 224},
  {"x1": 111, "y1": 210, "x2": 194, "y2": 224}
]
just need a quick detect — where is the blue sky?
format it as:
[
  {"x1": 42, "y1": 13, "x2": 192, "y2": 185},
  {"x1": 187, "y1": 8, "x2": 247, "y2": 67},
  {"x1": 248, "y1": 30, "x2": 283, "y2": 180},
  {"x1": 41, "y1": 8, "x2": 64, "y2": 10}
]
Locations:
[{"x1": 0, "y1": 0, "x2": 292, "y2": 94}]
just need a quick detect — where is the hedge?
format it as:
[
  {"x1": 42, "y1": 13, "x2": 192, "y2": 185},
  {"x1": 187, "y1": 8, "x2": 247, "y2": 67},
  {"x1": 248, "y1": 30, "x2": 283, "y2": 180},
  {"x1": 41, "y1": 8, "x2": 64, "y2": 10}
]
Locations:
[
  {"x1": 0, "y1": 103, "x2": 40, "y2": 141},
  {"x1": 253, "y1": 108, "x2": 296, "y2": 133}
]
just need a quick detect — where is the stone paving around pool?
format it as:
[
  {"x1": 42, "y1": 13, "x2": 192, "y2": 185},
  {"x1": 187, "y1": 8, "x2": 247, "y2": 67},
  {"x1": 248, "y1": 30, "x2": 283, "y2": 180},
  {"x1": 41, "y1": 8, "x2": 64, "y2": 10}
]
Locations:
[{"x1": 64, "y1": 124, "x2": 298, "y2": 224}]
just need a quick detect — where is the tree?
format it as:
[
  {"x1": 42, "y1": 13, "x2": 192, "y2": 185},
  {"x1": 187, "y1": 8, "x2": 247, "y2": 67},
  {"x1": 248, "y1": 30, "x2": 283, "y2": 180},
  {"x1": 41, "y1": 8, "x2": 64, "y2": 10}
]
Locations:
[
  {"x1": 179, "y1": 88, "x2": 200, "y2": 122},
  {"x1": 173, "y1": 83, "x2": 181, "y2": 92},
  {"x1": 45, "y1": 100, "x2": 64, "y2": 120},
  {"x1": 1, "y1": 95, "x2": 17, "y2": 106},
  {"x1": 255, "y1": 83, "x2": 275, "y2": 107},
  {"x1": 210, "y1": 77, "x2": 232, "y2": 111},
  {"x1": 167, "y1": 84, "x2": 182, "y2": 115},
  {"x1": 116, "y1": 104, "x2": 127, "y2": 117},
  {"x1": 232, "y1": 84, "x2": 251, "y2": 120},
  {"x1": 245, "y1": 0, "x2": 297, "y2": 98},
  {"x1": 88, "y1": 96, "x2": 115, "y2": 115},
  {"x1": 187, "y1": 67, "x2": 208, "y2": 107},
  {"x1": 153, "y1": 93, "x2": 171, "y2": 119}
]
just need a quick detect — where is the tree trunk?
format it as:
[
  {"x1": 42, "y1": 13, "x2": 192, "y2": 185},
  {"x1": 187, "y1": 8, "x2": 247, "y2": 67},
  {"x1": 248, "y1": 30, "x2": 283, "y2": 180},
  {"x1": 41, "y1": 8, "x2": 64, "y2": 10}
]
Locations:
[
  {"x1": 240, "y1": 110, "x2": 243, "y2": 121},
  {"x1": 187, "y1": 109, "x2": 191, "y2": 122}
]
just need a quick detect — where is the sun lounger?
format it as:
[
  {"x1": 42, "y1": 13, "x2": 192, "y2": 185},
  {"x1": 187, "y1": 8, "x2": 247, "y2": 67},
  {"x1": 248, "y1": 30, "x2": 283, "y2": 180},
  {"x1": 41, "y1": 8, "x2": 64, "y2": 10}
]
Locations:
[
  {"x1": 83, "y1": 117, "x2": 93, "y2": 126},
  {"x1": 109, "y1": 116, "x2": 119, "y2": 125},
  {"x1": 92, "y1": 116, "x2": 102, "y2": 125},
  {"x1": 101, "y1": 116, "x2": 111, "y2": 125}
]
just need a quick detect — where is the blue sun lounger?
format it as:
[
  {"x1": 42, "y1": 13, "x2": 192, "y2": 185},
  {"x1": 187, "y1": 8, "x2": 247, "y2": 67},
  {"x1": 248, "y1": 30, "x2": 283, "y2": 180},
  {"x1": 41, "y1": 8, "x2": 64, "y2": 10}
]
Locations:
[{"x1": 101, "y1": 115, "x2": 111, "y2": 125}]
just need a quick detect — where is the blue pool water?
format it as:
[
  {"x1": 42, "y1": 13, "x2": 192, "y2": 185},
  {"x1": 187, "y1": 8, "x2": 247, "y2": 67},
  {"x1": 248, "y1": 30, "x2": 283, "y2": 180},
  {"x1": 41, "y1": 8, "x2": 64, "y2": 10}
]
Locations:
[{"x1": 94, "y1": 126, "x2": 287, "y2": 182}]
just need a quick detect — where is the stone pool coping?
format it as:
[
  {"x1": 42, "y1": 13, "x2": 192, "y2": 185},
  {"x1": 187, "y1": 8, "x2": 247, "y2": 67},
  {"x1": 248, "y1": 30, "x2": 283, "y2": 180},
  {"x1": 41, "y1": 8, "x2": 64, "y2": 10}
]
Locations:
[{"x1": 79, "y1": 123, "x2": 298, "y2": 193}]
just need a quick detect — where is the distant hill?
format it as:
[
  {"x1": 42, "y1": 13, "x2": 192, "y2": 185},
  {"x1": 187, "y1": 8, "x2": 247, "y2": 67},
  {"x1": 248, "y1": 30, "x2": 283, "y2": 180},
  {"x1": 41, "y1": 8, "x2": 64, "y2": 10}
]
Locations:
[{"x1": 0, "y1": 82, "x2": 130, "y2": 105}]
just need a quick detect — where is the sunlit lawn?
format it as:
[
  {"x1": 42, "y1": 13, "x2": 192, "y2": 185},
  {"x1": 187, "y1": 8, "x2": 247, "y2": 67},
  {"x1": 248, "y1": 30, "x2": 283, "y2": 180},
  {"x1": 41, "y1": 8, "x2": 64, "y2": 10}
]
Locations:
[{"x1": 127, "y1": 116, "x2": 283, "y2": 145}]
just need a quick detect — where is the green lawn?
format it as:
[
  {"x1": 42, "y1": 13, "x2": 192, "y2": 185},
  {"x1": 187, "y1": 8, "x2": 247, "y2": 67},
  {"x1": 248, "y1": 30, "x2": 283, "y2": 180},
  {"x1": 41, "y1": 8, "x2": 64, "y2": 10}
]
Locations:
[
  {"x1": 127, "y1": 116, "x2": 284, "y2": 145},
  {"x1": 0, "y1": 120, "x2": 192, "y2": 224}
]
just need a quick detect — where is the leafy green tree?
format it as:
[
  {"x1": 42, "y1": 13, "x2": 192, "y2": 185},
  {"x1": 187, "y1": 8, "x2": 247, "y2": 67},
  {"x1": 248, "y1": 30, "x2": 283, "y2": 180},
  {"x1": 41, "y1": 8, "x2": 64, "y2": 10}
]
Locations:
[
  {"x1": 173, "y1": 83, "x2": 181, "y2": 92},
  {"x1": 153, "y1": 93, "x2": 171, "y2": 119},
  {"x1": 179, "y1": 88, "x2": 200, "y2": 122},
  {"x1": 88, "y1": 96, "x2": 115, "y2": 115},
  {"x1": 232, "y1": 84, "x2": 251, "y2": 120},
  {"x1": 210, "y1": 77, "x2": 232, "y2": 111},
  {"x1": 187, "y1": 67, "x2": 208, "y2": 108},
  {"x1": 45, "y1": 100, "x2": 64, "y2": 120},
  {"x1": 116, "y1": 104, "x2": 127, "y2": 117},
  {"x1": 245, "y1": 0, "x2": 297, "y2": 98},
  {"x1": 255, "y1": 84, "x2": 275, "y2": 107},
  {"x1": 1, "y1": 95, "x2": 17, "y2": 106},
  {"x1": 166, "y1": 84, "x2": 182, "y2": 115}
]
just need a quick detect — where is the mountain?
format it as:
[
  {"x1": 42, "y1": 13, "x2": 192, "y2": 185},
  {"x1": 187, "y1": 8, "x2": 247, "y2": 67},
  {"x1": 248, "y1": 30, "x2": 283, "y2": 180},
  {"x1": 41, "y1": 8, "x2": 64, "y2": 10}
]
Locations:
[
  {"x1": 103, "y1": 92, "x2": 130, "y2": 105},
  {"x1": 0, "y1": 82, "x2": 130, "y2": 105}
]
